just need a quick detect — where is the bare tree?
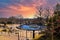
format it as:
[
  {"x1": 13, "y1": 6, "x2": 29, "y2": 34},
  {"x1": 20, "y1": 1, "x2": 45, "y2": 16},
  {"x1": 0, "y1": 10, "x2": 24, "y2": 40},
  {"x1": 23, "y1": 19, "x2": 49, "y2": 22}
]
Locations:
[{"x1": 36, "y1": 7, "x2": 43, "y2": 18}]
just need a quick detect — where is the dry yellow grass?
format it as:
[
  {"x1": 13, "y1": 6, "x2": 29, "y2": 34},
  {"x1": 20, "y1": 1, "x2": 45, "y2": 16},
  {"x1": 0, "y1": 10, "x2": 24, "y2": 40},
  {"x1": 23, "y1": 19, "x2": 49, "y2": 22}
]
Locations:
[
  {"x1": 0, "y1": 34, "x2": 18, "y2": 40},
  {"x1": 33, "y1": 34, "x2": 45, "y2": 40},
  {"x1": 0, "y1": 36, "x2": 10, "y2": 40},
  {"x1": 0, "y1": 28, "x2": 3, "y2": 32}
]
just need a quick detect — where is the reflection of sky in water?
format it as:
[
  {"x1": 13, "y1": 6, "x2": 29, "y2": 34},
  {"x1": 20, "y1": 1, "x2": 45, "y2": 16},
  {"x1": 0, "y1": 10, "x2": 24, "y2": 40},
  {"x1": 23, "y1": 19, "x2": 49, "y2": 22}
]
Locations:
[{"x1": 20, "y1": 25, "x2": 46, "y2": 30}]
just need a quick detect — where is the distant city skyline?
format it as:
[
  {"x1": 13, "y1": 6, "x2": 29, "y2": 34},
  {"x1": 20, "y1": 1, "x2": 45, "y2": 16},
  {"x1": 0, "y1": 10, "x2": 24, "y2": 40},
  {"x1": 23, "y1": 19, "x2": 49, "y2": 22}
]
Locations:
[{"x1": 0, "y1": 0, "x2": 60, "y2": 18}]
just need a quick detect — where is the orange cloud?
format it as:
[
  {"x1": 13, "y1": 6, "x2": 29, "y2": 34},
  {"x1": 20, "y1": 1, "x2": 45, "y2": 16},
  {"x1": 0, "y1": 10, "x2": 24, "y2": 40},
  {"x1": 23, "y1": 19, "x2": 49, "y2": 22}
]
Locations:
[
  {"x1": 18, "y1": 5, "x2": 36, "y2": 18},
  {"x1": 0, "y1": 0, "x2": 57, "y2": 18},
  {"x1": 0, "y1": 5, "x2": 37, "y2": 18}
]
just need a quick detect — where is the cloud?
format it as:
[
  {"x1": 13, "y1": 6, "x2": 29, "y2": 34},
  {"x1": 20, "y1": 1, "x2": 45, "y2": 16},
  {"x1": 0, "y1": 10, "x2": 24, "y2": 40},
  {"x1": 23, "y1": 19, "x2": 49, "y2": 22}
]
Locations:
[
  {"x1": 0, "y1": 5, "x2": 36, "y2": 18},
  {"x1": 0, "y1": 0, "x2": 60, "y2": 18}
]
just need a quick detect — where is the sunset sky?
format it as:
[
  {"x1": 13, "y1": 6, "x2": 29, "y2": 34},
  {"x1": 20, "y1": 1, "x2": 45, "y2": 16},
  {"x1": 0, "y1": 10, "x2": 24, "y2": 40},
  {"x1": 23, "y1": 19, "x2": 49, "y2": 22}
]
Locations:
[{"x1": 0, "y1": 0, "x2": 60, "y2": 18}]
